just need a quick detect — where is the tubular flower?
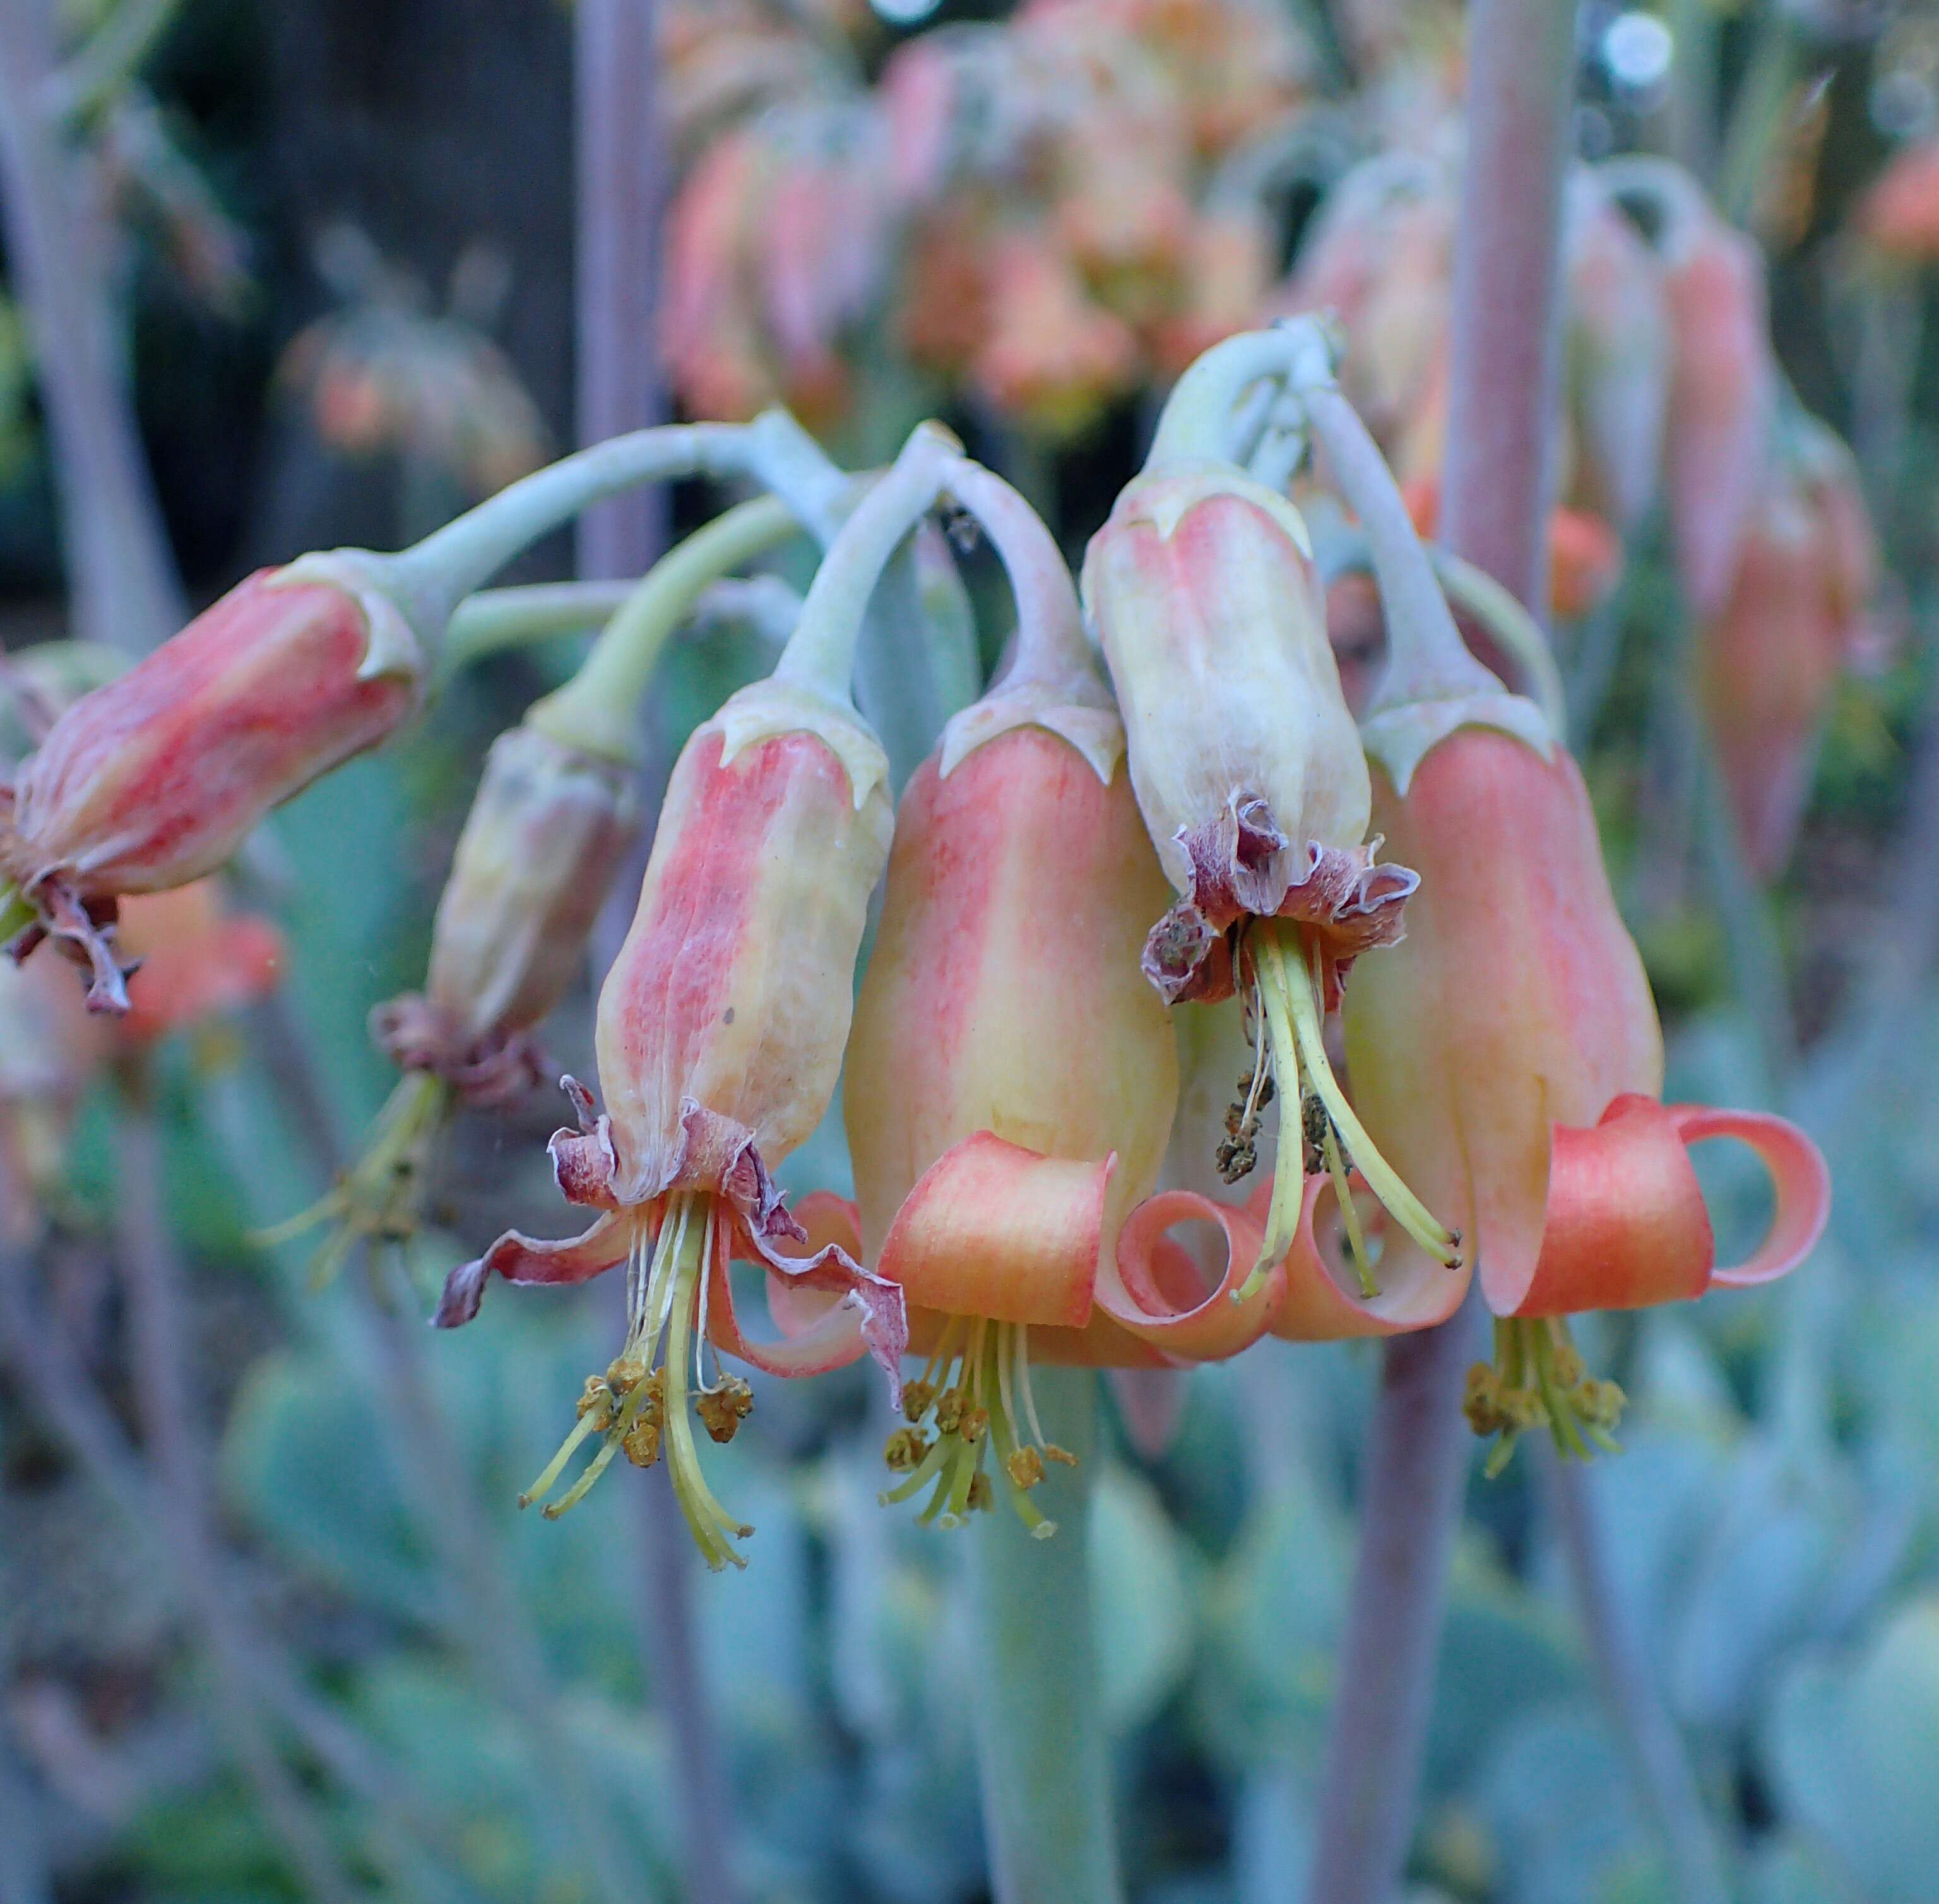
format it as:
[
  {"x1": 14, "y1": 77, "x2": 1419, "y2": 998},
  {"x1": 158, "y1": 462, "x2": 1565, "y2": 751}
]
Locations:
[
  {"x1": 835, "y1": 453, "x2": 1290, "y2": 1537},
  {"x1": 1343, "y1": 715, "x2": 1830, "y2": 1472},
  {"x1": 1082, "y1": 447, "x2": 1459, "y2": 1306},
  {"x1": 432, "y1": 427, "x2": 968, "y2": 1567},
  {"x1": 1401, "y1": 475, "x2": 1623, "y2": 623},
  {"x1": 1631, "y1": 170, "x2": 1779, "y2": 616},
  {"x1": 0, "y1": 562, "x2": 420, "y2": 1011},
  {"x1": 1698, "y1": 418, "x2": 1878, "y2": 877},
  {"x1": 1855, "y1": 138, "x2": 1939, "y2": 261},
  {"x1": 432, "y1": 685, "x2": 901, "y2": 1567}
]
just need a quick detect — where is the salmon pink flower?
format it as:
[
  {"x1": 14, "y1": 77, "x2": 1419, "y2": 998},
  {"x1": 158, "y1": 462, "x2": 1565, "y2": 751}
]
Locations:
[
  {"x1": 1082, "y1": 326, "x2": 1466, "y2": 1309},
  {"x1": 1699, "y1": 417, "x2": 1878, "y2": 876},
  {"x1": 1598, "y1": 158, "x2": 1777, "y2": 615},
  {"x1": 1344, "y1": 712, "x2": 1829, "y2": 1470},
  {"x1": 832, "y1": 455, "x2": 1290, "y2": 1535},
  {"x1": 116, "y1": 879, "x2": 284, "y2": 1050},
  {"x1": 1855, "y1": 138, "x2": 1939, "y2": 261},
  {"x1": 432, "y1": 427, "x2": 1002, "y2": 1567},
  {"x1": 0, "y1": 417, "x2": 827, "y2": 1015},
  {"x1": 0, "y1": 562, "x2": 419, "y2": 1011}
]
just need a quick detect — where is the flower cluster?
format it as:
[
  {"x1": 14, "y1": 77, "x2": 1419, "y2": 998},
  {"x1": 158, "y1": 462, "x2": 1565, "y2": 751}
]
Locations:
[{"x1": 0, "y1": 321, "x2": 1831, "y2": 1569}]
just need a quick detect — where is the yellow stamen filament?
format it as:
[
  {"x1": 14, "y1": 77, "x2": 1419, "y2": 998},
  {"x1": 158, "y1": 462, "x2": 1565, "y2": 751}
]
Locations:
[
  {"x1": 1320, "y1": 1119, "x2": 1377, "y2": 1301},
  {"x1": 520, "y1": 1191, "x2": 755, "y2": 1569},
  {"x1": 1281, "y1": 931, "x2": 1459, "y2": 1266},
  {"x1": 880, "y1": 1319, "x2": 1067, "y2": 1537},
  {"x1": 1236, "y1": 923, "x2": 1461, "y2": 1305}
]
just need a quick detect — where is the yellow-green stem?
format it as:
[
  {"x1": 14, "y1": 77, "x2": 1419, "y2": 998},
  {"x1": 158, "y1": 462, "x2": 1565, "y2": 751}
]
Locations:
[{"x1": 529, "y1": 494, "x2": 803, "y2": 764}]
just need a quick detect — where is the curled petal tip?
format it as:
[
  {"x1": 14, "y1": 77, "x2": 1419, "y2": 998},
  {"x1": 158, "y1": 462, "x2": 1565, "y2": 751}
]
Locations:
[
  {"x1": 433, "y1": 1256, "x2": 489, "y2": 1328},
  {"x1": 1670, "y1": 1104, "x2": 1830, "y2": 1287}
]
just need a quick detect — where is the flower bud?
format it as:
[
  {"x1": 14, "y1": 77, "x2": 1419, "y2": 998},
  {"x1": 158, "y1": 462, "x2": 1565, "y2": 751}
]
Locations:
[
  {"x1": 1699, "y1": 419, "x2": 1877, "y2": 876},
  {"x1": 372, "y1": 723, "x2": 639, "y2": 1105},
  {"x1": 1, "y1": 562, "x2": 418, "y2": 1009},
  {"x1": 1661, "y1": 208, "x2": 1777, "y2": 615}
]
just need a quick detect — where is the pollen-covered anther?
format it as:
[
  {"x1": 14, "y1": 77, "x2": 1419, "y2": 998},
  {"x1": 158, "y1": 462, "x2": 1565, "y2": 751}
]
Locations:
[
  {"x1": 884, "y1": 1426, "x2": 932, "y2": 1472},
  {"x1": 516, "y1": 1193, "x2": 755, "y2": 1568},
  {"x1": 1469, "y1": 1316, "x2": 1627, "y2": 1477},
  {"x1": 879, "y1": 1320, "x2": 1070, "y2": 1538},
  {"x1": 899, "y1": 1379, "x2": 938, "y2": 1424},
  {"x1": 696, "y1": 1375, "x2": 754, "y2": 1445}
]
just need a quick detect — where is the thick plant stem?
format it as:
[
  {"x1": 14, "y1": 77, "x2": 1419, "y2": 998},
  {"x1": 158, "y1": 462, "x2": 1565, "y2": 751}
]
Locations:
[
  {"x1": 1307, "y1": 3, "x2": 1577, "y2": 1900},
  {"x1": 1435, "y1": 0, "x2": 1575, "y2": 618},
  {"x1": 1547, "y1": 1458, "x2": 1733, "y2": 1904},
  {"x1": 967, "y1": 1367, "x2": 1122, "y2": 1904},
  {"x1": 0, "y1": 1, "x2": 184, "y2": 655},
  {"x1": 112, "y1": 1086, "x2": 364, "y2": 1904},
  {"x1": 574, "y1": 0, "x2": 669, "y2": 581}
]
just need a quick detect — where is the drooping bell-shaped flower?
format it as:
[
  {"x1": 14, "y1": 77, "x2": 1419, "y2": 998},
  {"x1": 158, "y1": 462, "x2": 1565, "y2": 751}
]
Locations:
[
  {"x1": 0, "y1": 564, "x2": 420, "y2": 1010},
  {"x1": 1343, "y1": 561, "x2": 1829, "y2": 1470},
  {"x1": 264, "y1": 719, "x2": 640, "y2": 1283},
  {"x1": 1562, "y1": 173, "x2": 1671, "y2": 537},
  {"x1": 433, "y1": 427, "x2": 977, "y2": 1568},
  {"x1": 829, "y1": 455, "x2": 1285, "y2": 1537},
  {"x1": 1698, "y1": 415, "x2": 1878, "y2": 876},
  {"x1": 1082, "y1": 323, "x2": 1464, "y2": 1311}
]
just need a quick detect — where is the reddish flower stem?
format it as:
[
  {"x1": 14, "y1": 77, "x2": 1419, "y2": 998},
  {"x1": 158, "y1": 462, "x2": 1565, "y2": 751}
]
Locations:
[
  {"x1": 574, "y1": 0, "x2": 670, "y2": 583},
  {"x1": 1307, "y1": 3, "x2": 1577, "y2": 1899}
]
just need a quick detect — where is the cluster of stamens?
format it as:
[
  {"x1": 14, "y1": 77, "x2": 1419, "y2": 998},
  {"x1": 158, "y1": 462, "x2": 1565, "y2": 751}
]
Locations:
[
  {"x1": 880, "y1": 1317, "x2": 1075, "y2": 1538},
  {"x1": 519, "y1": 1192, "x2": 756, "y2": 1569},
  {"x1": 1229, "y1": 919, "x2": 1460, "y2": 1306},
  {"x1": 1464, "y1": 1316, "x2": 1627, "y2": 1477},
  {"x1": 255, "y1": 1069, "x2": 451, "y2": 1286}
]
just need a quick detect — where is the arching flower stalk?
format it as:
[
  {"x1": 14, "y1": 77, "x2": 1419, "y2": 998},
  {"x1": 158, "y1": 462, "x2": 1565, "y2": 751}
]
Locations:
[
  {"x1": 838, "y1": 452, "x2": 1295, "y2": 1538},
  {"x1": 1082, "y1": 321, "x2": 1469, "y2": 1318},
  {"x1": 432, "y1": 425, "x2": 985, "y2": 1568},
  {"x1": 0, "y1": 411, "x2": 842, "y2": 1011}
]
